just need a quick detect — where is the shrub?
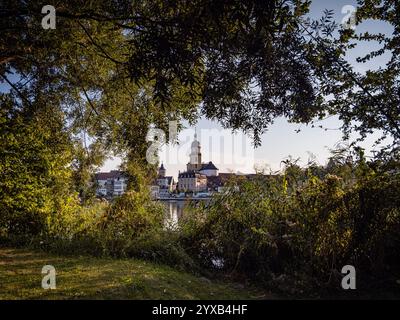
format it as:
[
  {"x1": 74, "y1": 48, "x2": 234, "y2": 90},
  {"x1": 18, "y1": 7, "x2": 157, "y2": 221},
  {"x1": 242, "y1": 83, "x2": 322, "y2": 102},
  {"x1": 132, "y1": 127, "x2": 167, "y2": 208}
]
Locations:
[
  {"x1": 179, "y1": 165, "x2": 400, "y2": 294},
  {"x1": 97, "y1": 191, "x2": 164, "y2": 256}
]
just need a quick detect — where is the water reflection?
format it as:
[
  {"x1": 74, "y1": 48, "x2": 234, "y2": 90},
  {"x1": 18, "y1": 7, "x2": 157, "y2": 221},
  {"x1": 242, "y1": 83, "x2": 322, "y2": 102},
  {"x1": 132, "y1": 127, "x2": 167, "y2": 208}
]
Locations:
[
  {"x1": 161, "y1": 199, "x2": 210, "y2": 229},
  {"x1": 163, "y1": 200, "x2": 184, "y2": 228}
]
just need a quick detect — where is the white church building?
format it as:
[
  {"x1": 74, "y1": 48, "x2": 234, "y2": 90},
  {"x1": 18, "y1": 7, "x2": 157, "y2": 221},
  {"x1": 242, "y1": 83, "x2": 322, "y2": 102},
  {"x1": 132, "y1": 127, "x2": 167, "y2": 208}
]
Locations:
[{"x1": 177, "y1": 131, "x2": 219, "y2": 192}]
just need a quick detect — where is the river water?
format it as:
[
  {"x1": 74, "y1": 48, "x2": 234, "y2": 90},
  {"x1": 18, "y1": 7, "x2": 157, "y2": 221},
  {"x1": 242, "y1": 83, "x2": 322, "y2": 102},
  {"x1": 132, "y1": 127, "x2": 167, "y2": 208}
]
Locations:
[
  {"x1": 162, "y1": 200, "x2": 186, "y2": 228},
  {"x1": 160, "y1": 198, "x2": 211, "y2": 228}
]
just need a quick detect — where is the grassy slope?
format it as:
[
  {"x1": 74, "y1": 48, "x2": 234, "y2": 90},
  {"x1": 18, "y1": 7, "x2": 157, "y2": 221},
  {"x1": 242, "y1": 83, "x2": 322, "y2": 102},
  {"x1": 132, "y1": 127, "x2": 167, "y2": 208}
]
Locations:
[{"x1": 0, "y1": 247, "x2": 270, "y2": 300}]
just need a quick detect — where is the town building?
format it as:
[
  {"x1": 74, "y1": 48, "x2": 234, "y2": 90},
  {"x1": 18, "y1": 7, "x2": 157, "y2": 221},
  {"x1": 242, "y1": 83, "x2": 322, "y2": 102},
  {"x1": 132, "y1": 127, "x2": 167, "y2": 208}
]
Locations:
[
  {"x1": 177, "y1": 171, "x2": 207, "y2": 192},
  {"x1": 176, "y1": 131, "x2": 220, "y2": 193},
  {"x1": 94, "y1": 170, "x2": 128, "y2": 198},
  {"x1": 155, "y1": 163, "x2": 175, "y2": 197},
  {"x1": 96, "y1": 131, "x2": 276, "y2": 199}
]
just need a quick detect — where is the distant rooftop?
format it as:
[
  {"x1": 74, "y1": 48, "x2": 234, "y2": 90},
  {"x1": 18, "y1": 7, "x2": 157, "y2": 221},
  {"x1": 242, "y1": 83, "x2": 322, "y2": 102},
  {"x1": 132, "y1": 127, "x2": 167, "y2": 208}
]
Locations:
[
  {"x1": 200, "y1": 161, "x2": 219, "y2": 171},
  {"x1": 178, "y1": 171, "x2": 206, "y2": 178},
  {"x1": 95, "y1": 170, "x2": 126, "y2": 180}
]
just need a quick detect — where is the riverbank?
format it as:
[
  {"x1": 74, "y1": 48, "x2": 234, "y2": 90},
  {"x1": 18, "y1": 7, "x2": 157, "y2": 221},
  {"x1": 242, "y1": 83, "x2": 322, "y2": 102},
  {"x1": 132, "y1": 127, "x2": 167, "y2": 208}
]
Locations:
[{"x1": 0, "y1": 247, "x2": 270, "y2": 300}]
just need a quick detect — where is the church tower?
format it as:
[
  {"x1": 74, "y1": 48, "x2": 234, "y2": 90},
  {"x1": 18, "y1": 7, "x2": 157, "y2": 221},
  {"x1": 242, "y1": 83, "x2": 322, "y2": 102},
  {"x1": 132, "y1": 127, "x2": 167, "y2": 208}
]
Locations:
[
  {"x1": 158, "y1": 163, "x2": 166, "y2": 177},
  {"x1": 187, "y1": 130, "x2": 202, "y2": 171}
]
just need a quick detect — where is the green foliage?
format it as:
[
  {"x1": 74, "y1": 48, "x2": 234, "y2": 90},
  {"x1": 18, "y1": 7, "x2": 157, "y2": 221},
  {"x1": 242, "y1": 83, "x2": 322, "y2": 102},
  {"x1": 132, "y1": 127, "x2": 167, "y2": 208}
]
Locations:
[
  {"x1": 71, "y1": 139, "x2": 106, "y2": 204},
  {"x1": 179, "y1": 157, "x2": 400, "y2": 294},
  {"x1": 26, "y1": 189, "x2": 194, "y2": 270},
  {"x1": 3, "y1": 0, "x2": 387, "y2": 148},
  {"x1": 0, "y1": 95, "x2": 73, "y2": 238},
  {"x1": 98, "y1": 191, "x2": 164, "y2": 255},
  {"x1": 334, "y1": 0, "x2": 400, "y2": 145},
  {"x1": 123, "y1": 231, "x2": 197, "y2": 271}
]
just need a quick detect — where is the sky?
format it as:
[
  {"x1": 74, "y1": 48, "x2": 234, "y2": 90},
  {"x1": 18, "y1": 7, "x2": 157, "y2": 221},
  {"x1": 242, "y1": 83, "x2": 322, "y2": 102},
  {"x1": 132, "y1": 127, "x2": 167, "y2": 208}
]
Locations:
[{"x1": 0, "y1": 1, "x2": 394, "y2": 179}]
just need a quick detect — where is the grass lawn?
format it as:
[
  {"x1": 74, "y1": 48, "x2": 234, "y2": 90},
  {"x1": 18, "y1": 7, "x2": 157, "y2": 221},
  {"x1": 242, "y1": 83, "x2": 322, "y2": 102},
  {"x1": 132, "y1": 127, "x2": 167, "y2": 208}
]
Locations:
[{"x1": 0, "y1": 247, "x2": 270, "y2": 300}]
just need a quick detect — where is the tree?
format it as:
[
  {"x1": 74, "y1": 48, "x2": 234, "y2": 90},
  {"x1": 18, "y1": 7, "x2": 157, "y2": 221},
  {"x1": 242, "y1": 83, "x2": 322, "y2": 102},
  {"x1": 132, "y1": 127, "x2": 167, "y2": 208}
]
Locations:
[
  {"x1": 0, "y1": 94, "x2": 72, "y2": 236},
  {"x1": 331, "y1": 0, "x2": 400, "y2": 146},
  {"x1": 1, "y1": 0, "x2": 333, "y2": 146},
  {"x1": 1, "y1": 0, "x2": 399, "y2": 193}
]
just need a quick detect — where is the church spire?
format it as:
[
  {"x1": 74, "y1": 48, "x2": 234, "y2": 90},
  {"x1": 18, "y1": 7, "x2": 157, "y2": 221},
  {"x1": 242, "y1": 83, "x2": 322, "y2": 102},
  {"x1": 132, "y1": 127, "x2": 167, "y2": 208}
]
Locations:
[{"x1": 187, "y1": 127, "x2": 202, "y2": 171}]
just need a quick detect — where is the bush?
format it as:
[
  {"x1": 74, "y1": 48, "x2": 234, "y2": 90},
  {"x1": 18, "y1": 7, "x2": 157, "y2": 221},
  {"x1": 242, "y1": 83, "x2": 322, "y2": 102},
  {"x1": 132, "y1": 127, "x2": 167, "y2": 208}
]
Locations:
[
  {"x1": 97, "y1": 191, "x2": 164, "y2": 256},
  {"x1": 26, "y1": 190, "x2": 194, "y2": 271},
  {"x1": 123, "y1": 231, "x2": 198, "y2": 271},
  {"x1": 179, "y1": 165, "x2": 400, "y2": 294}
]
